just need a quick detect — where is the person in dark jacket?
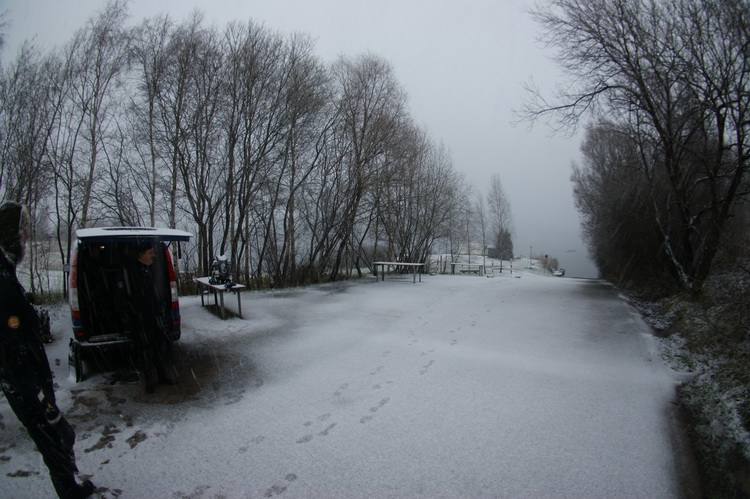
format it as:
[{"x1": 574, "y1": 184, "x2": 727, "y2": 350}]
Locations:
[
  {"x1": 0, "y1": 201, "x2": 95, "y2": 499},
  {"x1": 125, "y1": 241, "x2": 176, "y2": 394}
]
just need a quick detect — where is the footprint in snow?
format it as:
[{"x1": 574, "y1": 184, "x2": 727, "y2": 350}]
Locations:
[
  {"x1": 420, "y1": 360, "x2": 435, "y2": 375},
  {"x1": 296, "y1": 434, "x2": 313, "y2": 444},
  {"x1": 334, "y1": 383, "x2": 349, "y2": 396},
  {"x1": 319, "y1": 423, "x2": 337, "y2": 436},
  {"x1": 360, "y1": 397, "x2": 390, "y2": 423},
  {"x1": 264, "y1": 474, "x2": 298, "y2": 497}
]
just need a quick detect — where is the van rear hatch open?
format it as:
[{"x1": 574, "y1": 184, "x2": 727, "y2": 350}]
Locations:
[
  {"x1": 75, "y1": 227, "x2": 192, "y2": 244},
  {"x1": 70, "y1": 227, "x2": 191, "y2": 345},
  {"x1": 69, "y1": 227, "x2": 192, "y2": 381}
]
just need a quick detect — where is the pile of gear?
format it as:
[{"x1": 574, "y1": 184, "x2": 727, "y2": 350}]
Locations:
[{"x1": 209, "y1": 254, "x2": 235, "y2": 289}]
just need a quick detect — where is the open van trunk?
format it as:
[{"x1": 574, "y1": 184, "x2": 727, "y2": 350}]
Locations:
[{"x1": 68, "y1": 227, "x2": 192, "y2": 381}]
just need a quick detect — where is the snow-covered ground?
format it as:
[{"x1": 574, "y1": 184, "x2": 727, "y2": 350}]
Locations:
[{"x1": 0, "y1": 265, "x2": 690, "y2": 498}]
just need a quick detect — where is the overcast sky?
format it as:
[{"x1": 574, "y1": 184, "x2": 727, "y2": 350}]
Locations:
[{"x1": 0, "y1": 0, "x2": 597, "y2": 277}]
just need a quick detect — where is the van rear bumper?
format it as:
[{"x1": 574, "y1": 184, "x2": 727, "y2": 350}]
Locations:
[
  {"x1": 74, "y1": 329, "x2": 180, "y2": 345},
  {"x1": 85, "y1": 334, "x2": 130, "y2": 344},
  {"x1": 73, "y1": 333, "x2": 130, "y2": 346}
]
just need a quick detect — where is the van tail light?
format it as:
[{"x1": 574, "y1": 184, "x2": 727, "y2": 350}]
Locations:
[
  {"x1": 70, "y1": 289, "x2": 80, "y2": 318},
  {"x1": 170, "y1": 281, "x2": 178, "y2": 304},
  {"x1": 165, "y1": 248, "x2": 180, "y2": 322},
  {"x1": 69, "y1": 251, "x2": 85, "y2": 337}
]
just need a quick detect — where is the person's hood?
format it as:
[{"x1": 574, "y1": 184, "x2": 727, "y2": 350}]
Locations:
[{"x1": 0, "y1": 201, "x2": 30, "y2": 267}]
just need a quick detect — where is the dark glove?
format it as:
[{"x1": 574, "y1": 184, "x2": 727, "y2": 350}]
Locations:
[
  {"x1": 40, "y1": 388, "x2": 60, "y2": 423},
  {"x1": 44, "y1": 402, "x2": 61, "y2": 424}
]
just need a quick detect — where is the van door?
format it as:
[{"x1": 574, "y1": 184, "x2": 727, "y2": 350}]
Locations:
[{"x1": 69, "y1": 227, "x2": 192, "y2": 381}]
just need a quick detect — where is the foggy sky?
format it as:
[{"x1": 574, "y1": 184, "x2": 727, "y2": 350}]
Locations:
[{"x1": 0, "y1": 0, "x2": 598, "y2": 277}]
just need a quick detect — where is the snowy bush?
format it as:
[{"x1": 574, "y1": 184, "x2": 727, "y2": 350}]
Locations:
[{"x1": 633, "y1": 278, "x2": 750, "y2": 497}]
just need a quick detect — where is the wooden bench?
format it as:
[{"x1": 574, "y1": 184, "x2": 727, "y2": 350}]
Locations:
[
  {"x1": 373, "y1": 262, "x2": 425, "y2": 283},
  {"x1": 450, "y1": 263, "x2": 485, "y2": 276}
]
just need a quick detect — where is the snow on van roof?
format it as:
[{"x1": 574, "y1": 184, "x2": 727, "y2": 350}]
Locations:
[{"x1": 75, "y1": 227, "x2": 192, "y2": 241}]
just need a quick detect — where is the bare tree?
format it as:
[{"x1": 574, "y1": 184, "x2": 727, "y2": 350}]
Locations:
[
  {"x1": 173, "y1": 15, "x2": 225, "y2": 274},
  {"x1": 0, "y1": 44, "x2": 57, "y2": 205},
  {"x1": 376, "y1": 126, "x2": 461, "y2": 267},
  {"x1": 220, "y1": 20, "x2": 288, "y2": 283},
  {"x1": 46, "y1": 40, "x2": 83, "y2": 288},
  {"x1": 129, "y1": 13, "x2": 174, "y2": 226},
  {"x1": 264, "y1": 33, "x2": 330, "y2": 287},
  {"x1": 0, "y1": 44, "x2": 60, "y2": 296},
  {"x1": 435, "y1": 174, "x2": 472, "y2": 266},
  {"x1": 523, "y1": 0, "x2": 750, "y2": 292},
  {"x1": 572, "y1": 122, "x2": 668, "y2": 286},
  {"x1": 154, "y1": 13, "x2": 194, "y2": 234},
  {"x1": 67, "y1": 0, "x2": 130, "y2": 228},
  {"x1": 327, "y1": 53, "x2": 408, "y2": 280},
  {"x1": 486, "y1": 173, "x2": 513, "y2": 266},
  {"x1": 0, "y1": 10, "x2": 8, "y2": 52},
  {"x1": 475, "y1": 194, "x2": 488, "y2": 267},
  {"x1": 297, "y1": 128, "x2": 349, "y2": 282}
]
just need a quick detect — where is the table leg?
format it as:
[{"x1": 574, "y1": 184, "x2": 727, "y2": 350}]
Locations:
[
  {"x1": 219, "y1": 291, "x2": 225, "y2": 319},
  {"x1": 237, "y1": 291, "x2": 243, "y2": 319}
]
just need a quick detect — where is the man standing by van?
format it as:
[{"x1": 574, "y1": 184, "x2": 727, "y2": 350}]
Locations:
[
  {"x1": 0, "y1": 201, "x2": 95, "y2": 498},
  {"x1": 127, "y1": 241, "x2": 176, "y2": 393}
]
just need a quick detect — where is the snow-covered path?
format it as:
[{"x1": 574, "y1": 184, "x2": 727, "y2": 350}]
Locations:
[{"x1": 1, "y1": 272, "x2": 688, "y2": 498}]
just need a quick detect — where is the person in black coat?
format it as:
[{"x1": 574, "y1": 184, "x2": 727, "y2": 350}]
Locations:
[
  {"x1": 0, "y1": 202, "x2": 95, "y2": 499},
  {"x1": 125, "y1": 241, "x2": 176, "y2": 394}
]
